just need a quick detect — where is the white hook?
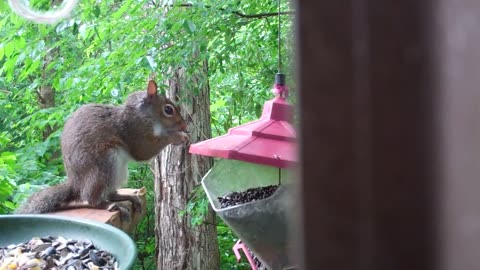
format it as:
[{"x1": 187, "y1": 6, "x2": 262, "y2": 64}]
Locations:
[{"x1": 8, "y1": 0, "x2": 79, "y2": 24}]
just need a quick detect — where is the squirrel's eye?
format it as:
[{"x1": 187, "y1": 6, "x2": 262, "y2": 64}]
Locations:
[{"x1": 164, "y1": 104, "x2": 175, "y2": 117}]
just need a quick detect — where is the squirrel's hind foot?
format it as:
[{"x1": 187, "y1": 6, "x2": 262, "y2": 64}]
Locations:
[{"x1": 106, "y1": 202, "x2": 132, "y2": 223}]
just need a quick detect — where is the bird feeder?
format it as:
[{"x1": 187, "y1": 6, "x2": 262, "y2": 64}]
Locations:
[{"x1": 189, "y1": 74, "x2": 297, "y2": 270}]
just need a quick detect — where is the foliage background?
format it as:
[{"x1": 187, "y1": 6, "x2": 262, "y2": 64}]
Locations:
[{"x1": 0, "y1": 0, "x2": 293, "y2": 269}]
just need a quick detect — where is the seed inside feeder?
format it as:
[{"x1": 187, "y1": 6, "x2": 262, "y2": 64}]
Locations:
[
  {"x1": 247, "y1": 247, "x2": 268, "y2": 270},
  {"x1": 218, "y1": 185, "x2": 279, "y2": 209},
  {"x1": 0, "y1": 236, "x2": 118, "y2": 270}
]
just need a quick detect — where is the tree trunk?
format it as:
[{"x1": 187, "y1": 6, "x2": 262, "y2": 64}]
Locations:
[
  {"x1": 154, "y1": 63, "x2": 220, "y2": 270},
  {"x1": 37, "y1": 37, "x2": 57, "y2": 140},
  {"x1": 38, "y1": 85, "x2": 55, "y2": 140}
]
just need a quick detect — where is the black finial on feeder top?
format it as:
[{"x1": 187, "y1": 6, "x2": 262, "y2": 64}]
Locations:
[{"x1": 275, "y1": 73, "x2": 285, "y2": 86}]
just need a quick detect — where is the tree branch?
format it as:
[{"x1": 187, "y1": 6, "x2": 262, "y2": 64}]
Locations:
[
  {"x1": 178, "y1": 3, "x2": 295, "y2": 19},
  {"x1": 231, "y1": 10, "x2": 295, "y2": 19}
]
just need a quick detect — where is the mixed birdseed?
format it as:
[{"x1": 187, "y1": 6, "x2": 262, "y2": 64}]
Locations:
[
  {"x1": 0, "y1": 236, "x2": 118, "y2": 270},
  {"x1": 217, "y1": 185, "x2": 279, "y2": 208},
  {"x1": 248, "y1": 248, "x2": 267, "y2": 270}
]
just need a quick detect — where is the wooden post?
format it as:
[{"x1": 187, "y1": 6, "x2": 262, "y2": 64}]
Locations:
[
  {"x1": 293, "y1": 0, "x2": 478, "y2": 269},
  {"x1": 434, "y1": 1, "x2": 480, "y2": 269}
]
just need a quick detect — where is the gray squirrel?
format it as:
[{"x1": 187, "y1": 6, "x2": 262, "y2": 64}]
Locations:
[{"x1": 16, "y1": 80, "x2": 189, "y2": 217}]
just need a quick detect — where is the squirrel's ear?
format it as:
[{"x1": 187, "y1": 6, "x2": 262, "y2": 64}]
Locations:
[{"x1": 147, "y1": 80, "x2": 158, "y2": 98}]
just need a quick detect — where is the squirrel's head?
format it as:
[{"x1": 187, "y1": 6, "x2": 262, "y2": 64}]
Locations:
[{"x1": 139, "y1": 80, "x2": 187, "y2": 133}]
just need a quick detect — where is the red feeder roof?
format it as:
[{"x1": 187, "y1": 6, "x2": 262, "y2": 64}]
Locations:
[{"x1": 189, "y1": 85, "x2": 297, "y2": 168}]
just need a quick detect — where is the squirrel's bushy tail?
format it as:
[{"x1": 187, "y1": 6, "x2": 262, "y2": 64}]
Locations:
[{"x1": 16, "y1": 183, "x2": 73, "y2": 214}]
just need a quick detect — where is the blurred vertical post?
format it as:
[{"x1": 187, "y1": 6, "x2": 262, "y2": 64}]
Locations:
[{"x1": 291, "y1": 0, "x2": 480, "y2": 269}]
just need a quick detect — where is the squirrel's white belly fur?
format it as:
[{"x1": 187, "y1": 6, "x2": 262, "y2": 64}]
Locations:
[{"x1": 112, "y1": 147, "x2": 132, "y2": 189}]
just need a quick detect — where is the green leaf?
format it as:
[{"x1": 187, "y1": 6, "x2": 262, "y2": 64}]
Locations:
[
  {"x1": 0, "y1": 15, "x2": 8, "y2": 28},
  {"x1": 146, "y1": 56, "x2": 156, "y2": 70},
  {"x1": 28, "y1": 59, "x2": 41, "y2": 74},
  {"x1": 3, "y1": 201, "x2": 15, "y2": 210},
  {"x1": 72, "y1": 22, "x2": 79, "y2": 35},
  {"x1": 15, "y1": 36, "x2": 26, "y2": 50},
  {"x1": 4, "y1": 42, "x2": 14, "y2": 58},
  {"x1": 182, "y1": 19, "x2": 196, "y2": 34},
  {"x1": 93, "y1": 5, "x2": 101, "y2": 18},
  {"x1": 112, "y1": 0, "x2": 132, "y2": 19}
]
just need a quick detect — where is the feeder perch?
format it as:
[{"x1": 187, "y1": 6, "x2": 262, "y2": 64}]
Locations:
[
  {"x1": 189, "y1": 74, "x2": 297, "y2": 270},
  {"x1": 233, "y1": 240, "x2": 259, "y2": 270}
]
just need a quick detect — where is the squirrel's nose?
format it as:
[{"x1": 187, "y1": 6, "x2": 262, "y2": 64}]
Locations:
[{"x1": 178, "y1": 121, "x2": 187, "y2": 132}]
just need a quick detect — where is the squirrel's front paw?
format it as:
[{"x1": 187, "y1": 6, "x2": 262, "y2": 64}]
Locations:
[
  {"x1": 107, "y1": 202, "x2": 131, "y2": 222},
  {"x1": 129, "y1": 196, "x2": 143, "y2": 214},
  {"x1": 173, "y1": 132, "x2": 190, "y2": 145},
  {"x1": 181, "y1": 132, "x2": 190, "y2": 143}
]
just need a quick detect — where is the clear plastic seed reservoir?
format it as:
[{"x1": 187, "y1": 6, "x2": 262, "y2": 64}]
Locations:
[{"x1": 202, "y1": 159, "x2": 294, "y2": 270}]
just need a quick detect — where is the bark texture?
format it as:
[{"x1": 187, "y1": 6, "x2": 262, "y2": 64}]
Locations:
[
  {"x1": 37, "y1": 41, "x2": 57, "y2": 140},
  {"x1": 154, "y1": 63, "x2": 220, "y2": 270}
]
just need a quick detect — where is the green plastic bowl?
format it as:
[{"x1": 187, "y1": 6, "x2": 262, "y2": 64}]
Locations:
[{"x1": 0, "y1": 214, "x2": 136, "y2": 270}]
